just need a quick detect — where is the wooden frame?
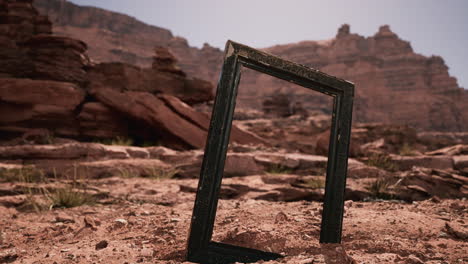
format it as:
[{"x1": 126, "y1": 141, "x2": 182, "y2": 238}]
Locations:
[{"x1": 186, "y1": 40, "x2": 354, "y2": 264}]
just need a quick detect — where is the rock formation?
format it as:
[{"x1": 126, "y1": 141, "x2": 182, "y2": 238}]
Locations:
[
  {"x1": 0, "y1": 0, "x2": 263, "y2": 149},
  {"x1": 34, "y1": 0, "x2": 468, "y2": 132},
  {"x1": 33, "y1": 0, "x2": 221, "y2": 82},
  {"x1": 260, "y1": 25, "x2": 468, "y2": 132}
]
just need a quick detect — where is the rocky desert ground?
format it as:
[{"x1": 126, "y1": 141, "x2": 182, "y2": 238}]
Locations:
[{"x1": 0, "y1": 116, "x2": 467, "y2": 264}]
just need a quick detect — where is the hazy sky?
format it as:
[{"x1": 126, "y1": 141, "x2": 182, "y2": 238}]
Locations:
[{"x1": 69, "y1": 0, "x2": 468, "y2": 89}]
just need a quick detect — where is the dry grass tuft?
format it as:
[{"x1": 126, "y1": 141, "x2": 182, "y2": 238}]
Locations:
[
  {"x1": 366, "y1": 153, "x2": 398, "y2": 172},
  {"x1": 266, "y1": 164, "x2": 292, "y2": 175}
]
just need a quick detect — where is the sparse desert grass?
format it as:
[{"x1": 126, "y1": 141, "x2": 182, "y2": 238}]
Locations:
[
  {"x1": 399, "y1": 143, "x2": 417, "y2": 156},
  {"x1": 143, "y1": 166, "x2": 179, "y2": 180},
  {"x1": 265, "y1": 163, "x2": 292, "y2": 175},
  {"x1": 116, "y1": 166, "x2": 179, "y2": 180},
  {"x1": 110, "y1": 136, "x2": 134, "y2": 146},
  {"x1": 42, "y1": 133, "x2": 56, "y2": 145},
  {"x1": 0, "y1": 166, "x2": 45, "y2": 183},
  {"x1": 116, "y1": 167, "x2": 136, "y2": 178},
  {"x1": 366, "y1": 153, "x2": 398, "y2": 172},
  {"x1": 4, "y1": 166, "x2": 96, "y2": 211},
  {"x1": 303, "y1": 177, "x2": 326, "y2": 189},
  {"x1": 98, "y1": 136, "x2": 134, "y2": 146},
  {"x1": 46, "y1": 168, "x2": 96, "y2": 209},
  {"x1": 365, "y1": 177, "x2": 394, "y2": 200},
  {"x1": 45, "y1": 186, "x2": 95, "y2": 209}
]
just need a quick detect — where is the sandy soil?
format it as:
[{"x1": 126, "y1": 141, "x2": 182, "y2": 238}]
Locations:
[{"x1": 0, "y1": 176, "x2": 466, "y2": 264}]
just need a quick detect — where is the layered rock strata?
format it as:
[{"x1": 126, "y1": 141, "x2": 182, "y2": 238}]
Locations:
[
  {"x1": 34, "y1": 0, "x2": 468, "y2": 131},
  {"x1": 0, "y1": 0, "x2": 262, "y2": 149}
]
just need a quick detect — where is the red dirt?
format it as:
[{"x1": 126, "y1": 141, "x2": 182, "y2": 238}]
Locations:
[{"x1": 1, "y1": 177, "x2": 466, "y2": 263}]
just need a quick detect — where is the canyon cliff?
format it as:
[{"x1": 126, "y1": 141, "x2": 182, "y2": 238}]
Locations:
[
  {"x1": 34, "y1": 0, "x2": 468, "y2": 132},
  {"x1": 0, "y1": 0, "x2": 265, "y2": 149}
]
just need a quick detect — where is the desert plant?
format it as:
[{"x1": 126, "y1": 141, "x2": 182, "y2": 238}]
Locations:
[
  {"x1": 116, "y1": 167, "x2": 136, "y2": 178},
  {"x1": 143, "y1": 166, "x2": 179, "y2": 180},
  {"x1": 18, "y1": 184, "x2": 50, "y2": 213},
  {"x1": 17, "y1": 166, "x2": 96, "y2": 211},
  {"x1": 399, "y1": 143, "x2": 417, "y2": 156},
  {"x1": 110, "y1": 136, "x2": 134, "y2": 146},
  {"x1": 365, "y1": 177, "x2": 394, "y2": 200},
  {"x1": 43, "y1": 133, "x2": 56, "y2": 145},
  {"x1": 304, "y1": 177, "x2": 326, "y2": 189},
  {"x1": 265, "y1": 163, "x2": 292, "y2": 175},
  {"x1": 97, "y1": 136, "x2": 134, "y2": 146},
  {"x1": 45, "y1": 168, "x2": 95, "y2": 209},
  {"x1": 0, "y1": 166, "x2": 45, "y2": 183},
  {"x1": 45, "y1": 186, "x2": 95, "y2": 209},
  {"x1": 366, "y1": 153, "x2": 398, "y2": 172}
]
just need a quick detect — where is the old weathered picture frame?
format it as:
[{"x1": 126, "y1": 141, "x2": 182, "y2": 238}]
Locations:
[{"x1": 186, "y1": 40, "x2": 354, "y2": 264}]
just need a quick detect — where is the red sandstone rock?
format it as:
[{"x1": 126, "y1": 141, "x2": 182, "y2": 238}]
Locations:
[
  {"x1": 316, "y1": 123, "x2": 420, "y2": 157},
  {"x1": 77, "y1": 102, "x2": 129, "y2": 139},
  {"x1": 396, "y1": 167, "x2": 468, "y2": 201},
  {"x1": 90, "y1": 87, "x2": 265, "y2": 149},
  {"x1": 389, "y1": 154, "x2": 454, "y2": 171},
  {"x1": 88, "y1": 62, "x2": 214, "y2": 105},
  {"x1": 0, "y1": 1, "x2": 217, "y2": 145},
  {"x1": 23, "y1": 34, "x2": 90, "y2": 84},
  {"x1": 158, "y1": 94, "x2": 266, "y2": 146},
  {"x1": 152, "y1": 46, "x2": 185, "y2": 76},
  {"x1": 34, "y1": 1, "x2": 468, "y2": 132},
  {"x1": 426, "y1": 144, "x2": 468, "y2": 156},
  {"x1": 0, "y1": 78, "x2": 85, "y2": 137},
  {"x1": 0, "y1": 1, "x2": 89, "y2": 86},
  {"x1": 0, "y1": 78, "x2": 84, "y2": 108},
  {"x1": 90, "y1": 87, "x2": 208, "y2": 149}
]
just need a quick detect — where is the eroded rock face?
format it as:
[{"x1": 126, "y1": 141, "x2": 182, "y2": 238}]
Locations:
[
  {"x1": 87, "y1": 60, "x2": 214, "y2": 105},
  {"x1": 35, "y1": 1, "x2": 468, "y2": 132},
  {"x1": 23, "y1": 34, "x2": 90, "y2": 84},
  {"x1": 77, "y1": 102, "x2": 129, "y2": 139},
  {"x1": 0, "y1": 0, "x2": 218, "y2": 149},
  {"x1": 90, "y1": 87, "x2": 264, "y2": 149},
  {"x1": 0, "y1": 0, "x2": 89, "y2": 83},
  {"x1": 90, "y1": 87, "x2": 209, "y2": 149},
  {"x1": 0, "y1": 78, "x2": 85, "y2": 137}
]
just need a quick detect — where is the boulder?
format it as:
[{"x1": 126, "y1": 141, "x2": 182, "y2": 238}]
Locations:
[
  {"x1": 91, "y1": 86, "x2": 266, "y2": 150},
  {"x1": 395, "y1": 167, "x2": 468, "y2": 201},
  {"x1": 158, "y1": 94, "x2": 267, "y2": 146},
  {"x1": 91, "y1": 87, "x2": 208, "y2": 149}
]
